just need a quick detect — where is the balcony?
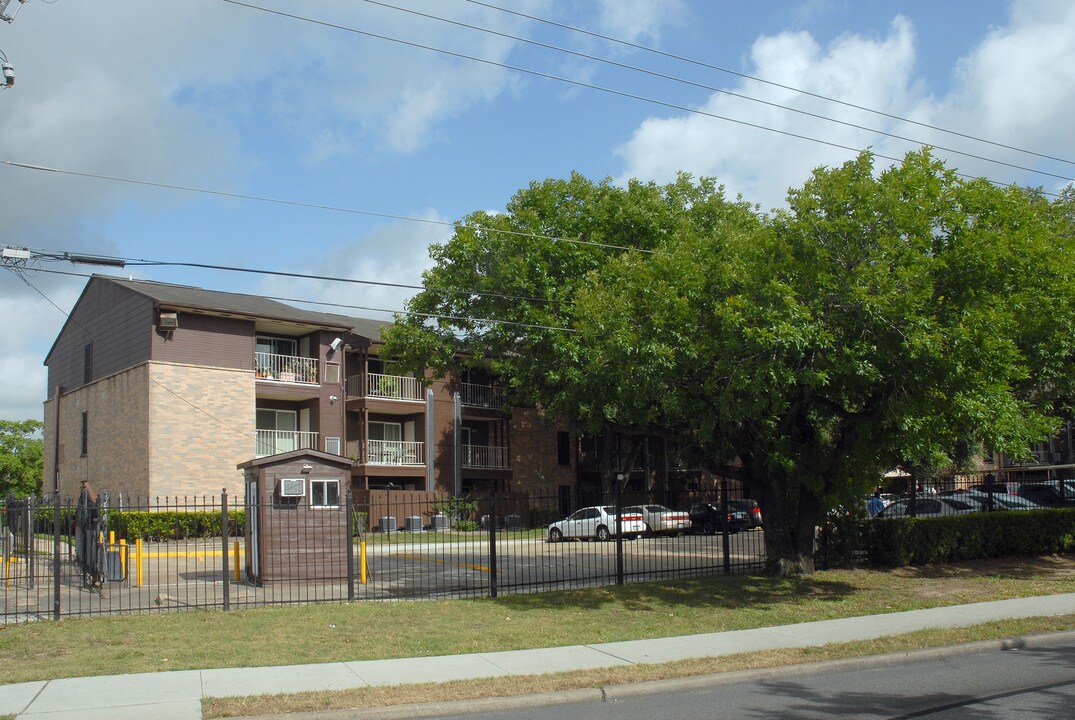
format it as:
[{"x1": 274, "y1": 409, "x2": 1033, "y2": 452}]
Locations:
[
  {"x1": 345, "y1": 373, "x2": 424, "y2": 401},
  {"x1": 366, "y1": 440, "x2": 425, "y2": 466},
  {"x1": 256, "y1": 430, "x2": 319, "y2": 457},
  {"x1": 460, "y1": 382, "x2": 504, "y2": 408},
  {"x1": 462, "y1": 444, "x2": 510, "y2": 470},
  {"x1": 255, "y1": 352, "x2": 319, "y2": 384}
]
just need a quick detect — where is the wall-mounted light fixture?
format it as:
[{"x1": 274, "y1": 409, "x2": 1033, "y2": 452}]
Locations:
[{"x1": 300, "y1": 463, "x2": 313, "y2": 474}]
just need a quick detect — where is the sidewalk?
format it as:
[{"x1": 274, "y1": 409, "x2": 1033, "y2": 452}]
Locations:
[{"x1": 4, "y1": 593, "x2": 1074, "y2": 720}]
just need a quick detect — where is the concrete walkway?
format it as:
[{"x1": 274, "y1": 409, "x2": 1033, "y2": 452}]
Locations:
[{"x1": 3, "y1": 593, "x2": 1073, "y2": 720}]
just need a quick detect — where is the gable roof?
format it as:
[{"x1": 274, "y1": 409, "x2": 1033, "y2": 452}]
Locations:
[{"x1": 45, "y1": 275, "x2": 394, "y2": 364}]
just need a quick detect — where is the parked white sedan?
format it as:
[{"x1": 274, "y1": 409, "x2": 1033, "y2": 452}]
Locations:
[
  {"x1": 624, "y1": 504, "x2": 692, "y2": 535},
  {"x1": 547, "y1": 506, "x2": 646, "y2": 542}
]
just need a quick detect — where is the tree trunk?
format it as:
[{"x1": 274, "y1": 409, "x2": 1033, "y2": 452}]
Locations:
[{"x1": 757, "y1": 471, "x2": 820, "y2": 576}]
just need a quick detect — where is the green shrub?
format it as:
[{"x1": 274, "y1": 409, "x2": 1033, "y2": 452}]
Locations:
[
  {"x1": 865, "y1": 508, "x2": 1075, "y2": 566},
  {"x1": 106, "y1": 509, "x2": 244, "y2": 540},
  {"x1": 454, "y1": 519, "x2": 480, "y2": 532}
]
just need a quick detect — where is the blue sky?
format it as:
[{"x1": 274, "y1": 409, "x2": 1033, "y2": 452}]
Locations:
[{"x1": 1, "y1": 0, "x2": 1073, "y2": 423}]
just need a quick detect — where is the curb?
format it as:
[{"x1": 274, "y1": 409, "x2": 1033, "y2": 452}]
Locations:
[{"x1": 226, "y1": 629, "x2": 1075, "y2": 720}]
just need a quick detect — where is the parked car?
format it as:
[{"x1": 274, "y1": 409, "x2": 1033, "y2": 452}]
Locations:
[
  {"x1": 728, "y1": 499, "x2": 764, "y2": 529},
  {"x1": 687, "y1": 503, "x2": 750, "y2": 535},
  {"x1": 874, "y1": 497, "x2": 978, "y2": 519},
  {"x1": 941, "y1": 490, "x2": 1044, "y2": 511},
  {"x1": 624, "y1": 504, "x2": 692, "y2": 535},
  {"x1": 970, "y1": 481, "x2": 1022, "y2": 496},
  {"x1": 547, "y1": 506, "x2": 646, "y2": 542},
  {"x1": 1016, "y1": 480, "x2": 1075, "y2": 508}
]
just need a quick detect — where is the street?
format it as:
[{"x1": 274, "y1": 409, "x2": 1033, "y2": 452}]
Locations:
[{"x1": 423, "y1": 632, "x2": 1075, "y2": 719}]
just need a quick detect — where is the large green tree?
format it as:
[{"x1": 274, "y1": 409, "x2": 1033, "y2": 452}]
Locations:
[
  {"x1": 387, "y1": 150, "x2": 1075, "y2": 575},
  {"x1": 0, "y1": 419, "x2": 44, "y2": 498},
  {"x1": 574, "y1": 150, "x2": 1075, "y2": 573},
  {"x1": 382, "y1": 172, "x2": 759, "y2": 488}
]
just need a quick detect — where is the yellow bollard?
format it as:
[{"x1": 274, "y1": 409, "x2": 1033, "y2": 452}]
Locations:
[
  {"x1": 109, "y1": 530, "x2": 115, "y2": 547},
  {"x1": 360, "y1": 541, "x2": 367, "y2": 584},
  {"x1": 233, "y1": 540, "x2": 240, "y2": 581},
  {"x1": 120, "y1": 539, "x2": 127, "y2": 579},
  {"x1": 135, "y1": 538, "x2": 144, "y2": 588},
  {"x1": 4, "y1": 557, "x2": 13, "y2": 589}
]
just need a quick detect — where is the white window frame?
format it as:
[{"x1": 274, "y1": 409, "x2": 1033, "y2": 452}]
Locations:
[
  {"x1": 310, "y1": 479, "x2": 340, "y2": 508},
  {"x1": 325, "y1": 436, "x2": 342, "y2": 455}
]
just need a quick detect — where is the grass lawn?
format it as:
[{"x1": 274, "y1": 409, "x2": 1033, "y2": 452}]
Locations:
[{"x1": 2, "y1": 554, "x2": 1072, "y2": 687}]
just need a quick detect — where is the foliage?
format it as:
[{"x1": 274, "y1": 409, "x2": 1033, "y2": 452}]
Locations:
[
  {"x1": 386, "y1": 151, "x2": 1075, "y2": 576},
  {"x1": 865, "y1": 509, "x2": 1075, "y2": 566},
  {"x1": 0, "y1": 419, "x2": 44, "y2": 498},
  {"x1": 107, "y1": 509, "x2": 244, "y2": 540},
  {"x1": 454, "y1": 519, "x2": 480, "y2": 532},
  {"x1": 430, "y1": 495, "x2": 478, "y2": 520}
]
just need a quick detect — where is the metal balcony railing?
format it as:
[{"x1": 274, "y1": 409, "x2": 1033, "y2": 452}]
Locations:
[
  {"x1": 460, "y1": 382, "x2": 504, "y2": 408},
  {"x1": 255, "y1": 352, "x2": 319, "y2": 384},
  {"x1": 255, "y1": 430, "x2": 319, "y2": 457},
  {"x1": 345, "y1": 373, "x2": 424, "y2": 401},
  {"x1": 366, "y1": 440, "x2": 425, "y2": 466},
  {"x1": 461, "y1": 444, "x2": 510, "y2": 469}
]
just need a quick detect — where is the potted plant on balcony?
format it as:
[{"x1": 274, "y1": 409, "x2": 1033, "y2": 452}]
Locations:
[{"x1": 278, "y1": 363, "x2": 296, "y2": 383}]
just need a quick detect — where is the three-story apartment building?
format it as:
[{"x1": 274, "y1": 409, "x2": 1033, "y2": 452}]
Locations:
[{"x1": 42, "y1": 275, "x2": 576, "y2": 501}]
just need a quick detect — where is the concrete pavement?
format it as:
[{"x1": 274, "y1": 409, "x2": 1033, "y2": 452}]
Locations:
[{"x1": 3, "y1": 592, "x2": 1073, "y2": 719}]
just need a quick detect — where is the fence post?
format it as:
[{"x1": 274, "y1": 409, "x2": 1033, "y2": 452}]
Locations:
[
  {"x1": 53, "y1": 491, "x2": 61, "y2": 621},
  {"x1": 346, "y1": 490, "x2": 355, "y2": 601},
  {"x1": 720, "y1": 481, "x2": 731, "y2": 575},
  {"x1": 221, "y1": 488, "x2": 230, "y2": 612},
  {"x1": 488, "y1": 488, "x2": 498, "y2": 599},
  {"x1": 615, "y1": 476, "x2": 624, "y2": 585}
]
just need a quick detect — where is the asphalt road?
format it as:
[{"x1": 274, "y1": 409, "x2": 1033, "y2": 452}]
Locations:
[{"x1": 420, "y1": 632, "x2": 1075, "y2": 720}]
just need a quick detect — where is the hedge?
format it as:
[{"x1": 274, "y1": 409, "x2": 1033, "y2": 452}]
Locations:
[
  {"x1": 865, "y1": 508, "x2": 1075, "y2": 566},
  {"x1": 107, "y1": 510, "x2": 245, "y2": 541}
]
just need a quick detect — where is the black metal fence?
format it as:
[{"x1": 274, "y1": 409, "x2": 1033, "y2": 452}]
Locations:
[{"x1": 1, "y1": 486, "x2": 767, "y2": 622}]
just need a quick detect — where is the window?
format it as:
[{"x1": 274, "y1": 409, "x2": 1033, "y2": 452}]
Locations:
[
  {"x1": 83, "y1": 343, "x2": 93, "y2": 385},
  {"x1": 80, "y1": 411, "x2": 88, "y2": 457},
  {"x1": 325, "y1": 437, "x2": 341, "y2": 455},
  {"x1": 324, "y1": 362, "x2": 340, "y2": 384},
  {"x1": 256, "y1": 409, "x2": 298, "y2": 455},
  {"x1": 256, "y1": 336, "x2": 297, "y2": 357},
  {"x1": 557, "y1": 431, "x2": 571, "y2": 466},
  {"x1": 310, "y1": 479, "x2": 339, "y2": 508}
]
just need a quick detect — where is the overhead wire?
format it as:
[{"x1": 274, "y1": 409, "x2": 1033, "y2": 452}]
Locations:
[
  {"x1": 216, "y1": 1, "x2": 1071, "y2": 193},
  {"x1": 357, "y1": 0, "x2": 1071, "y2": 182},
  {"x1": 3, "y1": 161, "x2": 654, "y2": 255},
  {"x1": 464, "y1": 0, "x2": 1075, "y2": 168}
]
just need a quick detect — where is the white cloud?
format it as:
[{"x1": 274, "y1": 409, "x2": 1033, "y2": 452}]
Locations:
[
  {"x1": 615, "y1": 2, "x2": 1075, "y2": 209},
  {"x1": 596, "y1": 0, "x2": 688, "y2": 45}
]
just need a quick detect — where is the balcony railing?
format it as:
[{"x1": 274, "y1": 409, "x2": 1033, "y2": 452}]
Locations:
[
  {"x1": 345, "y1": 373, "x2": 424, "y2": 401},
  {"x1": 255, "y1": 430, "x2": 319, "y2": 457},
  {"x1": 366, "y1": 440, "x2": 425, "y2": 466},
  {"x1": 461, "y1": 382, "x2": 504, "y2": 408},
  {"x1": 462, "y1": 444, "x2": 510, "y2": 469},
  {"x1": 255, "y1": 352, "x2": 319, "y2": 384}
]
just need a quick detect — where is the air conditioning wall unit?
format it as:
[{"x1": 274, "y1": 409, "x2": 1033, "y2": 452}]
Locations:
[
  {"x1": 159, "y1": 312, "x2": 179, "y2": 330},
  {"x1": 279, "y1": 478, "x2": 306, "y2": 497}
]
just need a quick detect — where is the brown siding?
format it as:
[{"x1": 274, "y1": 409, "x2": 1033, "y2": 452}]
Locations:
[
  {"x1": 153, "y1": 313, "x2": 255, "y2": 370},
  {"x1": 510, "y1": 408, "x2": 575, "y2": 495},
  {"x1": 47, "y1": 278, "x2": 154, "y2": 395}
]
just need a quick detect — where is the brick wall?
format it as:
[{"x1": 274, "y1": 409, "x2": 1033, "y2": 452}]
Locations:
[
  {"x1": 509, "y1": 407, "x2": 574, "y2": 496},
  {"x1": 45, "y1": 364, "x2": 151, "y2": 502},
  {"x1": 148, "y1": 362, "x2": 255, "y2": 498}
]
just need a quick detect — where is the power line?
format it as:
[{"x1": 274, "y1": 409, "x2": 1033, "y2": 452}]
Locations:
[
  {"x1": 357, "y1": 0, "x2": 1071, "y2": 182},
  {"x1": 6, "y1": 260, "x2": 579, "y2": 334},
  {"x1": 217, "y1": 1, "x2": 1070, "y2": 192},
  {"x1": 465, "y1": 0, "x2": 1075, "y2": 168},
  {"x1": 3, "y1": 161, "x2": 653, "y2": 254}
]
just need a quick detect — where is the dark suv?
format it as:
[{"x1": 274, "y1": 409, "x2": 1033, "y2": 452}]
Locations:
[{"x1": 688, "y1": 502, "x2": 750, "y2": 535}]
